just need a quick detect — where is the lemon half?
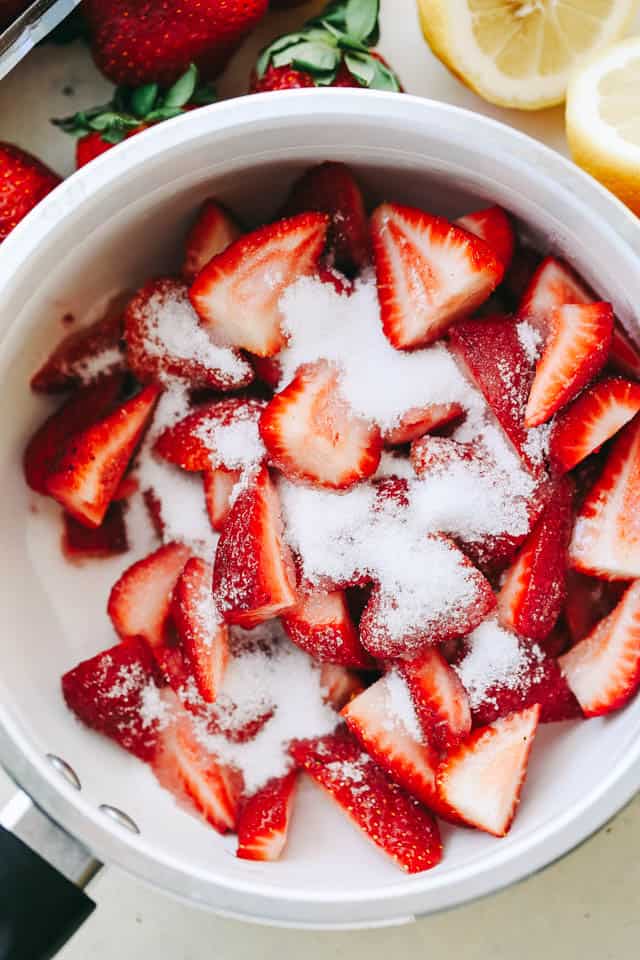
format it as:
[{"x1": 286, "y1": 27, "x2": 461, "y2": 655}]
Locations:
[
  {"x1": 567, "y1": 36, "x2": 640, "y2": 215},
  {"x1": 417, "y1": 0, "x2": 639, "y2": 110}
]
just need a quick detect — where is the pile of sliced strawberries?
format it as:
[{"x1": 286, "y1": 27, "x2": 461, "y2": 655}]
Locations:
[{"x1": 26, "y1": 161, "x2": 640, "y2": 873}]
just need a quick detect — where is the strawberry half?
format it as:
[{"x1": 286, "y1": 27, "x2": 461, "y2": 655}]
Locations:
[
  {"x1": 517, "y1": 256, "x2": 591, "y2": 337},
  {"x1": 260, "y1": 360, "x2": 381, "y2": 489},
  {"x1": 153, "y1": 711, "x2": 241, "y2": 833},
  {"x1": 570, "y1": 415, "x2": 640, "y2": 579},
  {"x1": 24, "y1": 374, "x2": 124, "y2": 494},
  {"x1": 341, "y1": 673, "x2": 443, "y2": 810},
  {"x1": 46, "y1": 383, "x2": 161, "y2": 527},
  {"x1": 212, "y1": 465, "x2": 297, "y2": 627},
  {"x1": 610, "y1": 324, "x2": 640, "y2": 379},
  {"x1": 172, "y1": 557, "x2": 228, "y2": 704},
  {"x1": 549, "y1": 377, "x2": 640, "y2": 473},
  {"x1": 385, "y1": 402, "x2": 464, "y2": 447},
  {"x1": 456, "y1": 205, "x2": 515, "y2": 270},
  {"x1": 319, "y1": 663, "x2": 366, "y2": 712},
  {"x1": 190, "y1": 212, "x2": 329, "y2": 357},
  {"x1": 203, "y1": 467, "x2": 240, "y2": 532},
  {"x1": 183, "y1": 199, "x2": 242, "y2": 283},
  {"x1": 398, "y1": 647, "x2": 472, "y2": 753},
  {"x1": 281, "y1": 162, "x2": 369, "y2": 275},
  {"x1": 290, "y1": 729, "x2": 442, "y2": 873},
  {"x1": 370, "y1": 203, "x2": 503, "y2": 350},
  {"x1": 108, "y1": 541, "x2": 192, "y2": 650},
  {"x1": 559, "y1": 580, "x2": 640, "y2": 717},
  {"x1": 62, "y1": 502, "x2": 128, "y2": 560},
  {"x1": 497, "y1": 476, "x2": 574, "y2": 642},
  {"x1": 30, "y1": 295, "x2": 126, "y2": 393},
  {"x1": 359, "y1": 540, "x2": 496, "y2": 660},
  {"x1": 125, "y1": 278, "x2": 253, "y2": 390},
  {"x1": 154, "y1": 397, "x2": 266, "y2": 472},
  {"x1": 281, "y1": 589, "x2": 373, "y2": 669},
  {"x1": 449, "y1": 315, "x2": 542, "y2": 474},
  {"x1": 61, "y1": 637, "x2": 162, "y2": 760},
  {"x1": 236, "y1": 772, "x2": 297, "y2": 862},
  {"x1": 564, "y1": 571, "x2": 628, "y2": 645},
  {"x1": 525, "y1": 302, "x2": 614, "y2": 427},
  {"x1": 436, "y1": 704, "x2": 541, "y2": 837}
]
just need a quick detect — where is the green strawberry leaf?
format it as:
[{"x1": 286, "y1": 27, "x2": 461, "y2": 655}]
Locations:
[
  {"x1": 272, "y1": 41, "x2": 340, "y2": 76},
  {"x1": 101, "y1": 129, "x2": 128, "y2": 145},
  {"x1": 190, "y1": 82, "x2": 217, "y2": 106},
  {"x1": 344, "y1": 52, "x2": 376, "y2": 87},
  {"x1": 88, "y1": 112, "x2": 140, "y2": 133},
  {"x1": 345, "y1": 0, "x2": 379, "y2": 44},
  {"x1": 370, "y1": 56, "x2": 401, "y2": 91},
  {"x1": 130, "y1": 83, "x2": 159, "y2": 118},
  {"x1": 144, "y1": 106, "x2": 186, "y2": 122},
  {"x1": 256, "y1": 32, "x2": 308, "y2": 77},
  {"x1": 163, "y1": 64, "x2": 198, "y2": 108}
]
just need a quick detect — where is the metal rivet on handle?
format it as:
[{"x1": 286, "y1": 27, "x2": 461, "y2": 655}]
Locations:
[
  {"x1": 99, "y1": 804, "x2": 140, "y2": 835},
  {"x1": 46, "y1": 754, "x2": 81, "y2": 791}
]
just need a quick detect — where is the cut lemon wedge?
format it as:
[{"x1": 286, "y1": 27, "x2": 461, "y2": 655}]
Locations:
[
  {"x1": 567, "y1": 36, "x2": 640, "y2": 215},
  {"x1": 416, "y1": 0, "x2": 639, "y2": 109}
]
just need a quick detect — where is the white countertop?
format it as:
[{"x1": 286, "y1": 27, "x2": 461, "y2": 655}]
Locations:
[{"x1": 1, "y1": 1, "x2": 639, "y2": 956}]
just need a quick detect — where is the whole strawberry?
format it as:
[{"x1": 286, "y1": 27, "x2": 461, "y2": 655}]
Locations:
[
  {"x1": 0, "y1": 144, "x2": 61, "y2": 244},
  {"x1": 53, "y1": 64, "x2": 216, "y2": 169},
  {"x1": 251, "y1": 0, "x2": 402, "y2": 93},
  {"x1": 83, "y1": 0, "x2": 269, "y2": 86}
]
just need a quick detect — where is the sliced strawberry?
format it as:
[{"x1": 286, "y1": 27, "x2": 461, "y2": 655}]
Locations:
[
  {"x1": 108, "y1": 542, "x2": 191, "y2": 650},
  {"x1": 143, "y1": 487, "x2": 165, "y2": 538},
  {"x1": 61, "y1": 636, "x2": 162, "y2": 760},
  {"x1": 281, "y1": 162, "x2": 369, "y2": 275},
  {"x1": 449, "y1": 315, "x2": 542, "y2": 474},
  {"x1": 436, "y1": 705, "x2": 540, "y2": 837},
  {"x1": 370, "y1": 203, "x2": 503, "y2": 350},
  {"x1": 517, "y1": 256, "x2": 591, "y2": 337},
  {"x1": 212, "y1": 465, "x2": 297, "y2": 627},
  {"x1": 539, "y1": 619, "x2": 572, "y2": 658},
  {"x1": 125, "y1": 278, "x2": 253, "y2": 390},
  {"x1": 281, "y1": 589, "x2": 373, "y2": 668},
  {"x1": 113, "y1": 472, "x2": 139, "y2": 501},
  {"x1": 259, "y1": 360, "x2": 381, "y2": 489},
  {"x1": 318, "y1": 265, "x2": 353, "y2": 296},
  {"x1": 411, "y1": 434, "x2": 482, "y2": 477},
  {"x1": 236, "y1": 772, "x2": 297, "y2": 862},
  {"x1": 24, "y1": 374, "x2": 124, "y2": 494},
  {"x1": 373, "y1": 474, "x2": 410, "y2": 509},
  {"x1": 610, "y1": 324, "x2": 640, "y2": 379},
  {"x1": 497, "y1": 476, "x2": 574, "y2": 642},
  {"x1": 456, "y1": 205, "x2": 515, "y2": 270},
  {"x1": 189, "y1": 212, "x2": 329, "y2": 358},
  {"x1": 30, "y1": 295, "x2": 126, "y2": 393},
  {"x1": 62, "y1": 501, "x2": 128, "y2": 560},
  {"x1": 398, "y1": 647, "x2": 472, "y2": 753},
  {"x1": 290, "y1": 729, "x2": 442, "y2": 873},
  {"x1": 501, "y1": 245, "x2": 541, "y2": 306},
  {"x1": 549, "y1": 377, "x2": 640, "y2": 473},
  {"x1": 46, "y1": 384, "x2": 161, "y2": 527},
  {"x1": 384, "y1": 402, "x2": 464, "y2": 446},
  {"x1": 359, "y1": 539, "x2": 496, "y2": 659},
  {"x1": 154, "y1": 397, "x2": 266, "y2": 472},
  {"x1": 153, "y1": 711, "x2": 241, "y2": 833},
  {"x1": 564, "y1": 571, "x2": 628, "y2": 645},
  {"x1": 203, "y1": 467, "x2": 240, "y2": 532},
  {"x1": 171, "y1": 557, "x2": 228, "y2": 704},
  {"x1": 570, "y1": 415, "x2": 640, "y2": 579},
  {"x1": 559, "y1": 580, "x2": 640, "y2": 717},
  {"x1": 342, "y1": 673, "x2": 443, "y2": 810},
  {"x1": 319, "y1": 663, "x2": 366, "y2": 711},
  {"x1": 455, "y1": 621, "x2": 581, "y2": 726},
  {"x1": 525, "y1": 302, "x2": 614, "y2": 427},
  {"x1": 182, "y1": 198, "x2": 242, "y2": 283}
]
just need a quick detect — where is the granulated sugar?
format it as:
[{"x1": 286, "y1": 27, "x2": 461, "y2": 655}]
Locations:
[
  {"x1": 516, "y1": 320, "x2": 542, "y2": 365},
  {"x1": 278, "y1": 275, "x2": 482, "y2": 433},
  {"x1": 139, "y1": 282, "x2": 251, "y2": 383},
  {"x1": 454, "y1": 618, "x2": 545, "y2": 709},
  {"x1": 73, "y1": 346, "x2": 123, "y2": 384},
  {"x1": 194, "y1": 411, "x2": 265, "y2": 471},
  {"x1": 188, "y1": 623, "x2": 339, "y2": 793},
  {"x1": 132, "y1": 381, "x2": 217, "y2": 555}
]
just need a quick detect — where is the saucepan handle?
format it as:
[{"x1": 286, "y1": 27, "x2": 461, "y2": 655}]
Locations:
[{"x1": 0, "y1": 792, "x2": 100, "y2": 959}]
